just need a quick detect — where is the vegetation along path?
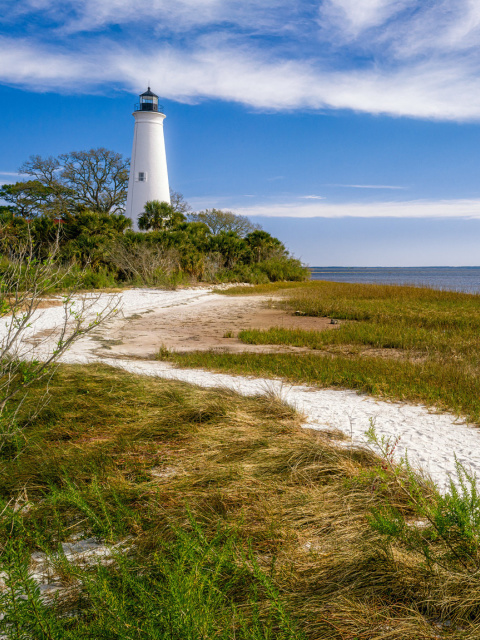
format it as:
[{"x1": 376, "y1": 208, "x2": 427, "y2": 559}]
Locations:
[{"x1": 11, "y1": 283, "x2": 480, "y2": 492}]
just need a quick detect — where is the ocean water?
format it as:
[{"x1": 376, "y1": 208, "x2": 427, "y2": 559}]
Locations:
[{"x1": 309, "y1": 267, "x2": 480, "y2": 294}]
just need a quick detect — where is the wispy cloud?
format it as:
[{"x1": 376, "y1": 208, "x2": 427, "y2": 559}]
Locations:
[
  {"x1": 9, "y1": 0, "x2": 291, "y2": 36},
  {"x1": 3, "y1": 1, "x2": 480, "y2": 120},
  {"x1": 236, "y1": 198, "x2": 480, "y2": 219},
  {"x1": 319, "y1": 0, "x2": 415, "y2": 38},
  {"x1": 300, "y1": 195, "x2": 325, "y2": 199},
  {"x1": 328, "y1": 184, "x2": 406, "y2": 190}
]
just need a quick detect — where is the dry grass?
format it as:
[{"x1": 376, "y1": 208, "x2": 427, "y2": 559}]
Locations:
[{"x1": 3, "y1": 364, "x2": 480, "y2": 637}]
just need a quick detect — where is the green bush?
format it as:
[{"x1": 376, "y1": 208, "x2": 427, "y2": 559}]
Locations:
[
  {"x1": 217, "y1": 264, "x2": 270, "y2": 285},
  {"x1": 366, "y1": 426, "x2": 480, "y2": 573},
  {"x1": 79, "y1": 265, "x2": 119, "y2": 289},
  {"x1": 257, "y1": 257, "x2": 308, "y2": 282}
]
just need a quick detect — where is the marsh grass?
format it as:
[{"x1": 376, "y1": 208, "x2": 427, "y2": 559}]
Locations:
[
  {"x1": 187, "y1": 280, "x2": 480, "y2": 422},
  {"x1": 2, "y1": 364, "x2": 480, "y2": 637},
  {"x1": 169, "y1": 350, "x2": 480, "y2": 421}
]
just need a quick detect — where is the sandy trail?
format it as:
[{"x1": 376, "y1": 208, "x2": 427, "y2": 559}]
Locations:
[
  {"x1": 87, "y1": 288, "x2": 335, "y2": 359},
  {"x1": 5, "y1": 286, "x2": 480, "y2": 491}
]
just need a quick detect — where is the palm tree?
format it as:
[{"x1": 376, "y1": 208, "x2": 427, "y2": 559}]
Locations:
[{"x1": 138, "y1": 200, "x2": 185, "y2": 231}]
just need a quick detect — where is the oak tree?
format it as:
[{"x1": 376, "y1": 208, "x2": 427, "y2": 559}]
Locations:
[
  {"x1": 187, "y1": 208, "x2": 260, "y2": 237},
  {"x1": 17, "y1": 148, "x2": 130, "y2": 215}
]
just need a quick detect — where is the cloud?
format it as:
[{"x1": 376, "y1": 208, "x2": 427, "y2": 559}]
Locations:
[
  {"x1": 300, "y1": 195, "x2": 325, "y2": 199},
  {"x1": 3, "y1": 1, "x2": 480, "y2": 120},
  {"x1": 319, "y1": 0, "x2": 415, "y2": 37},
  {"x1": 235, "y1": 198, "x2": 480, "y2": 219},
  {"x1": 328, "y1": 184, "x2": 406, "y2": 189},
  {"x1": 3, "y1": 36, "x2": 480, "y2": 120},
  {"x1": 0, "y1": 37, "x2": 109, "y2": 90},
  {"x1": 12, "y1": 0, "x2": 289, "y2": 34}
]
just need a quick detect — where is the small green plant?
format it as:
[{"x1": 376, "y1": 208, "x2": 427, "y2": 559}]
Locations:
[
  {"x1": 156, "y1": 344, "x2": 172, "y2": 360},
  {"x1": 223, "y1": 331, "x2": 234, "y2": 338},
  {"x1": 0, "y1": 239, "x2": 118, "y2": 460},
  {"x1": 366, "y1": 424, "x2": 480, "y2": 572},
  {"x1": 0, "y1": 502, "x2": 305, "y2": 639}
]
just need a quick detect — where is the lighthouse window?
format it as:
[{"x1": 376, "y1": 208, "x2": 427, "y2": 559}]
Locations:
[{"x1": 138, "y1": 172, "x2": 147, "y2": 182}]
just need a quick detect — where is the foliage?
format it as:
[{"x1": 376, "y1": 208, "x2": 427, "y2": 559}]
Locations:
[
  {"x1": 138, "y1": 200, "x2": 186, "y2": 231},
  {"x1": 0, "y1": 180, "x2": 72, "y2": 219},
  {"x1": 0, "y1": 149, "x2": 308, "y2": 286},
  {"x1": 0, "y1": 208, "x2": 307, "y2": 287},
  {"x1": 19, "y1": 148, "x2": 130, "y2": 214},
  {"x1": 188, "y1": 208, "x2": 261, "y2": 237},
  {"x1": 366, "y1": 425, "x2": 480, "y2": 573},
  {"x1": 0, "y1": 516, "x2": 304, "y2": 639},
  {"x1": 216, "y1": 257, "x2": 307, "y2": 285},
  {"x1": 208, "y1": 230, "x2": 251, "y2": 268},
  {"x1": 246, "y1": 230, "x2": 285, "y2": 263},
  {"x1": 59, "y1": 209, "x2": 132, "y2": 267}
]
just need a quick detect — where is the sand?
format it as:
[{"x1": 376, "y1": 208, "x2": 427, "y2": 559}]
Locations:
[{"x1": 3, "y1": 286, "x2": 479, "y2": 492}]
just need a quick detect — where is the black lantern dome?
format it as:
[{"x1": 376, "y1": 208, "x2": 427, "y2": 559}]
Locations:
[{"x1": 135, "y1": 87, "x2": 163, "y2": 112}]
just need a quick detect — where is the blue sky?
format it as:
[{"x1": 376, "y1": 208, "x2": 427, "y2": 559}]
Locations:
[{"x1": 2, "y1": 0, "x2": 480, "y2": 266}]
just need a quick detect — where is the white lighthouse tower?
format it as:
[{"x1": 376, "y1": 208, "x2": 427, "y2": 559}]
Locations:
[{"x1": 125, "y1": 88, "x2": 170, "y2": 228}]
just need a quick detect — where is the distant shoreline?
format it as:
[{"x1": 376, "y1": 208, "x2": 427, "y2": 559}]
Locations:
[
  {"x1": 308, "y1": 266, "x2": 480, "y2": 293},
  {"x1": 309, "y1": 265, "x2": 480, "y2": 269}
]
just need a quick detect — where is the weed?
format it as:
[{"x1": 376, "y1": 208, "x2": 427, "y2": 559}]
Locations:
[{"x1": 366, "y1": 425, "x2": 480, "y2": 575}]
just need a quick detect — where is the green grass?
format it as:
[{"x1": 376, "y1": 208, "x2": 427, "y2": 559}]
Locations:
[
  {"x1": 239, "y1": 321, "x2": 468, "y2": 353},
  {"x1": 188, "y1": 280, "x2": 480, "y2": 423},
  {"x1": 168, "y1": 350, "x2": 480, "y2": 421},
  {"x1": 1, "y1": 365, "x2": 308, "y2": 638},
  {"x1": 4, "y1": 363, "x2": 480, "y2": 638},
  {"x1": 221, "y1": 282, "x2": 309, "y2": 296}
]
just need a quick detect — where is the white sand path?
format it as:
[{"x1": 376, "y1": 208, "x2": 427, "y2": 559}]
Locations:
[{"x1": 4, "y1": 287, "x2": 480, "y2": 492}]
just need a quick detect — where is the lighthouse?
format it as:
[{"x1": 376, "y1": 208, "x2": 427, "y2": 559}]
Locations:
[{"x1": 125, "y1": 88, "x2": 170, "y2": 228}]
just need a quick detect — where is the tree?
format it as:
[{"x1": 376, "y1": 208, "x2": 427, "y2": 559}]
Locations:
[
  {"x1": 60, "y1": 209, "x2": 132, "y2": 267},
  {"x1": 138, "y1": 201, "x2": 186, "y2": 231},
  {"x1": 0, "y1": 180, "x2": 72, "y2": 219},
  {"x1": 19, "y1": 148, "x2": 130, "y2": 214},
  {"x1": 208, "y1": 231, "x2": 249, "y2": 268},
  {"x1": 170, "y1": 190, "x2": 192, "y2": 215},
  {"x1": 187, "y1": 209, "x2": 260, "y2": 237},
  {"x1": 245, "y1": 230, "x2": 285, "y2": 263}
]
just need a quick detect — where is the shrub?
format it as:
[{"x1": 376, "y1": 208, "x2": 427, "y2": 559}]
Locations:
[
  {"x1": 257, "y1": 257, "x2": 308, "y2": 282},
  {"x1": 367, "y1": 425, "x2": 480, "y2": 573},
  {"x1": 0, "y1": 207, "x2": 307, "y2": 286}
]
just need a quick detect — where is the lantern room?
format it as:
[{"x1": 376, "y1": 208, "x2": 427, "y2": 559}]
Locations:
[{"x1": 135, "y1": 87, "x2": 162, "y2": 112}]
